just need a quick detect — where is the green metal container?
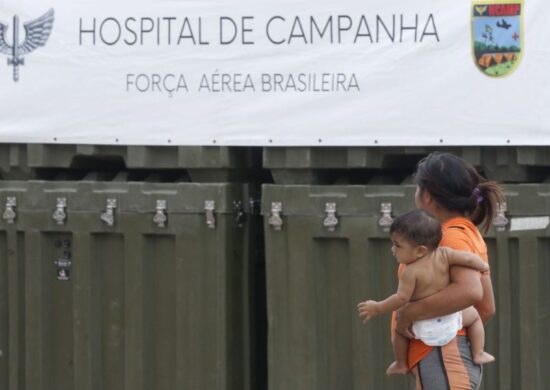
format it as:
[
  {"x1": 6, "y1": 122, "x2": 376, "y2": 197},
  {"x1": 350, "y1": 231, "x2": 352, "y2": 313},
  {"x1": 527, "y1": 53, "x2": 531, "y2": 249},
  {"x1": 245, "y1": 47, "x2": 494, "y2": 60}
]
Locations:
[
  {"x1": 0, "y1": 144, "x2": 262, "y2": 183},
  {"x1": 0, "y1": 180, "x2": 262, "y2": 390},
  {"x1": 263, "y1": 147, "x2": 550, "y2": 184},
  {"x1": 482, "y1": 184, "x2": 550, "y2": 390},
  {"x1": 261, "y1": 183, "x2": 550, "y2": 390}
]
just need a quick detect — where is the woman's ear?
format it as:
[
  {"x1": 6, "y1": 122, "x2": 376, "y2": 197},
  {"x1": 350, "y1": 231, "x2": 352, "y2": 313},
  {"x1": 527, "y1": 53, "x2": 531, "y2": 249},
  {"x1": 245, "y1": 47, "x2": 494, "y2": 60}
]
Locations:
[
  {"x1": 420, "y1": 190, "x2": 440, "y2": 215},
  {"x1": 422, "y1": 190, "x2": 433, "y2": 205}
]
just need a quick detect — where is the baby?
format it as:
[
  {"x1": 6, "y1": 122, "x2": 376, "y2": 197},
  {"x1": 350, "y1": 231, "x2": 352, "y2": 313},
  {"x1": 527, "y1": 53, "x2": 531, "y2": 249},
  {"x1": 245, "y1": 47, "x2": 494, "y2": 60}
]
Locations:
[{"x1": 357, "y1": 209, "x2": 494, "y2": 375}]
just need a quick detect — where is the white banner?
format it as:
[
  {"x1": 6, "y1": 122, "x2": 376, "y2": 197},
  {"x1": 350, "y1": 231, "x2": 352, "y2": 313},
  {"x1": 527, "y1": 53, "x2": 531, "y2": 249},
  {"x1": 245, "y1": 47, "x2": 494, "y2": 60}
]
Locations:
[{"x1": 0, "y1": 0, "x2": 548, "y2": 146}]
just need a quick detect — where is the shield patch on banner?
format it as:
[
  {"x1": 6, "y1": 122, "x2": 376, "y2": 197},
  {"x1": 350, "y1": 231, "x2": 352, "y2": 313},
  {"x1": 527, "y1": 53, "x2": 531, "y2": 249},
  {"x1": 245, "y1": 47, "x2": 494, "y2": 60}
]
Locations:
[{"x1": 472, "y1": 0, "x2": 523, "y2": 77}]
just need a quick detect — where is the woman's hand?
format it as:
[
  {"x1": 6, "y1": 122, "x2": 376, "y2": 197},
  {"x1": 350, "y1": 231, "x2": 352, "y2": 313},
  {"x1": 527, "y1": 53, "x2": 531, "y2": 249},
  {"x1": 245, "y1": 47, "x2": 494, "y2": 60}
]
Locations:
[{"x1": 476, "y1": 273, "x2": 496, "y2": 323}]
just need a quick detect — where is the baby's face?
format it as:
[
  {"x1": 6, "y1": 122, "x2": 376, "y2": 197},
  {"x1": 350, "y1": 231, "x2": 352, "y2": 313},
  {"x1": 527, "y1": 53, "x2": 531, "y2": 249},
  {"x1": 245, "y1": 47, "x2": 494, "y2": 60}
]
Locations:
[{"x1": 390, "y1": 233, "x2": 420, "y2": 265}]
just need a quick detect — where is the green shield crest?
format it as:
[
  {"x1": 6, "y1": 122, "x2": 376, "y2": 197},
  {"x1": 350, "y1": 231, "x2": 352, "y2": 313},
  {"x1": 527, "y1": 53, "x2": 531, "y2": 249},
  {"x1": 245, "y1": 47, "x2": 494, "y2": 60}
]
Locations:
[{"x1": 472, "y1": 0, "x2": 523, "y2": 77}]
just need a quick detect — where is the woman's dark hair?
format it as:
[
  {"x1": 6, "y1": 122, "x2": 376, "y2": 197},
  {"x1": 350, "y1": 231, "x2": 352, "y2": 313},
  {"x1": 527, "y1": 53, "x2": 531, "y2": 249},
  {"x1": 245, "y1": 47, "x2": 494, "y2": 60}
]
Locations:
[
  {"x1": 390, "y1": 209, "x2": 442, "y2": 250},
  {"x1": 414, "y1": 152, "x2": 506, "y2": 233}
]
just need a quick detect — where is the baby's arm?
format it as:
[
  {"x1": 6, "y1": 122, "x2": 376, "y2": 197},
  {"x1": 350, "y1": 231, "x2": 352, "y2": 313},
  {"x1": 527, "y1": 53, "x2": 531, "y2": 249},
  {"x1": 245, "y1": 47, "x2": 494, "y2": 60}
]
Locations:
[
  {"x1": 443, "y1": 248, "x2": 489, "y2": 273},
  {"x1": 358, "y1": 268, "x2": 416, "y2": 323}
]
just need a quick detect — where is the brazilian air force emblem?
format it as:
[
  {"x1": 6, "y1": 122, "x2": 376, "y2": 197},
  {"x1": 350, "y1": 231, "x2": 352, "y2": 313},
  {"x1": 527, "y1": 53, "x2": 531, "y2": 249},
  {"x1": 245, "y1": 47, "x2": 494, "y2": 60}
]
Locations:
[
  {"x1": 0, "y1": 9, "x2": 54, "y2": 82},
  {"x1": 472, "y1": 1, "x2": 522, "y2": 77}
]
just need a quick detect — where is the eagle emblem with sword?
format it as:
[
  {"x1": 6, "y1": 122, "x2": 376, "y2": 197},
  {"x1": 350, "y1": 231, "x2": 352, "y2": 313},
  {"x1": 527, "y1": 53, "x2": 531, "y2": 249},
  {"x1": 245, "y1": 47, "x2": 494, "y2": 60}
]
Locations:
[{"x1": 0, "y1": 9, "x2": 54, "y2": 82}]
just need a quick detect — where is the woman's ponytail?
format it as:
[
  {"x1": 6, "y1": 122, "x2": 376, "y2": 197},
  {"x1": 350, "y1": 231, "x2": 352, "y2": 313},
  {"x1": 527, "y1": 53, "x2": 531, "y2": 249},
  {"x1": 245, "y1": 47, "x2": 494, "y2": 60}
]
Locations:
[{"x1": 469, "y1": 180, "x2": 506, "y2": 233}]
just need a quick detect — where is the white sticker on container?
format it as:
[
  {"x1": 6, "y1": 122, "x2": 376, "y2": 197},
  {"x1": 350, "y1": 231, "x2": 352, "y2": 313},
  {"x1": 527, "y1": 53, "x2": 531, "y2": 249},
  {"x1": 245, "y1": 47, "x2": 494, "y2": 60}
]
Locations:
[{"x1": 509, "y1": 217, "x2": 550, "y2": 232}]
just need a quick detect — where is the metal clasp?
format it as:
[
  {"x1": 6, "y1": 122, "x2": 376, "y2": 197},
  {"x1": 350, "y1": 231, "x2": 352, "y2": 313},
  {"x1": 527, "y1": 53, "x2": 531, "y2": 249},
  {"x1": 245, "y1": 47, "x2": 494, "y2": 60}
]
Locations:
[
  {"x1": 378, "y1": 202, "x2": 394, "y2": 232},
  {"x1": 249, "y1": 197, "x2": 261, "y2": 216},
  {"x1": 234, "y1": 200, "x2": 246, "y2": 228},
  {"x1": 153, "y1": 200, "x2": 167, "y2": 228},
  {"x1": 323, "y1": 202, "x2": 338, "y2": 232},
  {"x1": 2, "y1": 197, "x2": 16, "y2": 224},
  {"x1": 205, "y1": 200, "x2": 216, "y2": 229},
  {"x1": 268, "y1": 202, "x2": 283, "y2": 231},
  {"x1": 52, "y1": 198, "x2": 67, "y2": 225},
  {"x1": 493, "y1": 202, "x2": 509, "y2": 232},
  {"x1": 100, "y1": 198, "x2": 117, "y2": 227}
]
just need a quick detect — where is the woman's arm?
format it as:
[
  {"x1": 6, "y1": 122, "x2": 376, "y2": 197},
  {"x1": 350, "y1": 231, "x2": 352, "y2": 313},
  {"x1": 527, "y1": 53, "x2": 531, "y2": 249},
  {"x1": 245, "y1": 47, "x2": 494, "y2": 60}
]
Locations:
[
  {"x1": 445, "y1": 248, "x2": 489, "y2": 273},
  {"x1": 476, "y1": 273, "x2": 496, "y2": 323},
  {"x1": 395, "y1": 266, "x2": 483, "y2": 337}
]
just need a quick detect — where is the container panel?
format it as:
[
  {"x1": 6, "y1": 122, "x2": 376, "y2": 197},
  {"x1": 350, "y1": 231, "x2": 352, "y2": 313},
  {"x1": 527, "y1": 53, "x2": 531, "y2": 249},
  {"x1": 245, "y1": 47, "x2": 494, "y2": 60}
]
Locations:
[
  {"x1": 143, "y1": 235, "x2": 177, "y2": 390},
  {"x1": 15, "y1": 232, "x2": 27, "y2": 390},
  {"x1": 0, "y1": 232, "x2": 7, "y2": 390},
  {"x1": 483, "y1": 237, "x2": 519, "y2": 390},
  {"x1": 313, "y1": 238, "x2": 353, "y2": 390},
  {"x1": 0, "y1": 144, "x2": 32, "y2": 180},
  {"x1": 537, "y1": 238, "x2": 550, "y2": 384},
  {"x1": 92, "y1": 234, "x2": 125, "y2": 390},
  {"x1": 362, "y1": 238, "x2": 402, "y2": 390}
]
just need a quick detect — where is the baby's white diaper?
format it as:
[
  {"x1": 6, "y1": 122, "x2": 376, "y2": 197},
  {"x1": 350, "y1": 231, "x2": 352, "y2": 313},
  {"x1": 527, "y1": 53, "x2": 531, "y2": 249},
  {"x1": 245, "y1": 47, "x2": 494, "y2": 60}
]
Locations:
[{"x1": 412, "y1": 311, "x2": 463, "y2": 347}]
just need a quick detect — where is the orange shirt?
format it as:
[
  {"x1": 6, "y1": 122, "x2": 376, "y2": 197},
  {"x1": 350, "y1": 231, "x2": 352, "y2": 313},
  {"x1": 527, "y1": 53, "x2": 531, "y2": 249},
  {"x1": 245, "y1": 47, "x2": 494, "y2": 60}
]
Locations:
[{"x1": 391, "y1": 217, "x2": 489, "y2": 370}]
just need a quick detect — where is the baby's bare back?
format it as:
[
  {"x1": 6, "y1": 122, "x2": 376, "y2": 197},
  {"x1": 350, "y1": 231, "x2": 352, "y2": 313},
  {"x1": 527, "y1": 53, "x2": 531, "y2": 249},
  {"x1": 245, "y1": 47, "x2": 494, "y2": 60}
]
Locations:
[{"x1": 407, "y1": 248, "x2": 451, "y2": 301}]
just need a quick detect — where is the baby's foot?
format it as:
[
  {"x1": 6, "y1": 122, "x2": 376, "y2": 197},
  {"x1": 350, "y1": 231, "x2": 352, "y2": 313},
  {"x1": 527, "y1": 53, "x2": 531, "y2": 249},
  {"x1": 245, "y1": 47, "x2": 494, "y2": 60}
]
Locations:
[
  {"x1": 386, "y1": 361, "x2": 408, "y2": 375},
  {"x1": 473, "y1": 351, "x2": 495, "y2": 365}
]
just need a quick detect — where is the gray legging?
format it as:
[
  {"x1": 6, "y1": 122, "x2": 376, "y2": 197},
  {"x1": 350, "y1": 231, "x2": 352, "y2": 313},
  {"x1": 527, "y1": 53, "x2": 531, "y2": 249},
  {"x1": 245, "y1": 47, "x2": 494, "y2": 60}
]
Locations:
[{"x1": 411, "y1": 336, "x2": 482, "y2": 389}]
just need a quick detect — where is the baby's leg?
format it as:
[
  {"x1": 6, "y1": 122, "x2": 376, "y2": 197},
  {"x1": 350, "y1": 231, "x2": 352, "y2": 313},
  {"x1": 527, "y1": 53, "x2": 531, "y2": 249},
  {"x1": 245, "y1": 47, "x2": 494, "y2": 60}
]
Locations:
[
  {"x1": 386, "y1": 332, "x2": 409, "y2": 375},
  {"x1": 462, "y1": 307, "x2": 495, "y2": 365}
]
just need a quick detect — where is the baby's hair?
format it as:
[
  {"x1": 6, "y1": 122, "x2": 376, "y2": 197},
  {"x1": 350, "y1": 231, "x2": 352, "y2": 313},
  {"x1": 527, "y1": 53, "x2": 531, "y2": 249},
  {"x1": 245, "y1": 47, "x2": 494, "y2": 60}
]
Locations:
[{"x1": 390, "y1": 209, "x2": 442, "y2": 250}]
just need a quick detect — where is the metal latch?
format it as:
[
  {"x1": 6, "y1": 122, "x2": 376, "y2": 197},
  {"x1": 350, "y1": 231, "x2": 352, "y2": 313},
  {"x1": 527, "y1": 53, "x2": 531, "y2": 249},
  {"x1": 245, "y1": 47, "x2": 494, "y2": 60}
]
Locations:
[
  {"x1": 205, "y1": 200, "x2": 216, "y2": 229},
  {"x1": 493, "y1": 202, "x2": 509, "y2": 231},
  {"x1": 234, "y1": 201, "x2": 246, "y2": 228},
  {"x1": 153, "y1": 200, "x2": 167, "y2": 228},
  {"x1": 268, "y1": 202, "x2": 283, "y2": 231},
  {"x1": 2, "y1": 197, "x2": 16, "y2": 224},
  {"x1": 249, "y1": 197, "x2": 261, "y2": 216},
  {"x1": 100, "y1": 198, "x2": 117, "y2": 227},
  {"x1": 323, "y1": 202, "x2": 338, "y2": 232},
  {"x1": 52, "y1": 198, "x2": 67, "y2": 225},
  {"x1": 378, "y1": 202, "x2": 394, "y2": 231}
]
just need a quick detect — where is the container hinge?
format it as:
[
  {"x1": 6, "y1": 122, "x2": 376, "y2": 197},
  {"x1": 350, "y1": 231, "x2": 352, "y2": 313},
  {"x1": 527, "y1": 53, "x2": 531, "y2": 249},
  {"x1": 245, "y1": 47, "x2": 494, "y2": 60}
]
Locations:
[
  {"x1": 52, "y1": 198, "x2": 67, "y2": 225},
  {"x1": 323, "y1": 202, "x2": 338, "y2": 232},
  {"x1": 493, "y1": 202, "x2": 509, "y2": 232},
  {"x1": 234, "y1": 200, "x2": 246, "y2": 228},
  {"x1": 378, "y1": 202, "x2": 394, "y2": 232},
  {"x1": 268, "y1": 202, "x2": 283, "y2": 231},
  {"x1": 2, "y1": 197, "x2": 17, "y2": 224},
  {"x1": 205, "y1": 200, "x2": 216, "y2": 229},
  {"x1": 100, "y1": 198, "x2": 117, "y2": 227},
  {"x1": 153, "y1": 200, "x2": 167, "y2": 228}
]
